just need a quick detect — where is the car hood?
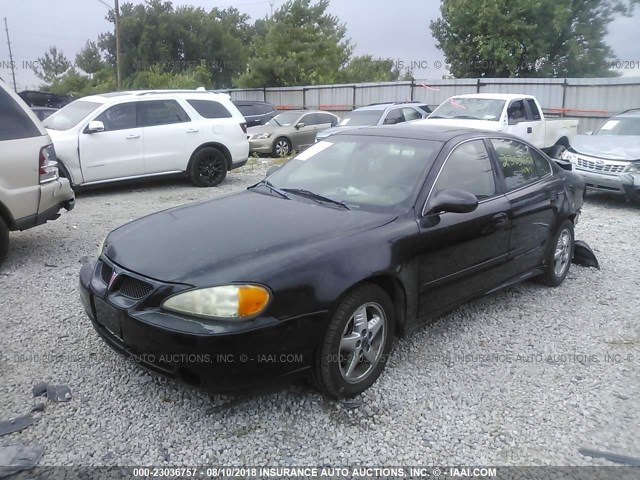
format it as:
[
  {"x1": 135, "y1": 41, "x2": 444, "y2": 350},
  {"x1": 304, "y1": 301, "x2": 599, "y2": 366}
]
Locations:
[
  {"x1": 104, "y1": 190, "x2": 396, "y2": 285},
  {"x1": 247, "y1": 124, "x2": 291, "y2": 137},
  {"x1": 571, "y1": 135, "x2": 640, "y2": 161},
  {"x1": 418, "y1": 118, "x2": 503, "y2": 131},
  {"x1": 317, "y1": 125, "x2": 364, "y2": 139}
]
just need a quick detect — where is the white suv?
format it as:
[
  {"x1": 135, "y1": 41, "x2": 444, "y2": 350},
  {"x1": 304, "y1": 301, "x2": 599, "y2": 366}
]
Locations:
[
  {"x1": 0, "y1": 79, "x2": 75, "y2": 267},
  {"x1": 43, "y1": 90, "x2": 250, "y2": 188}
]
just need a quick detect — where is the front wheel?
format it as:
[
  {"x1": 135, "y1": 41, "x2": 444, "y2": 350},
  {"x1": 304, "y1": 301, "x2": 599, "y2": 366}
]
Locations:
[
  {"x1": 315, "y1": 284, "x2": 395, "y2": 398},
  {"x1": 188, "y1": 147, "x2": 228, "y2": 187},
  {"x1": 539, "y1": 220, "x2": 574, "y2": 287},
  {"x1": 549, "y1": 144, "x2": 567, "y2": 159},
  {"x1": 0, "y1": 217, "x2": 9, "y2": 268},
  {"x1": 272, "y1": 137, "x2": 291, "y2": 158}
]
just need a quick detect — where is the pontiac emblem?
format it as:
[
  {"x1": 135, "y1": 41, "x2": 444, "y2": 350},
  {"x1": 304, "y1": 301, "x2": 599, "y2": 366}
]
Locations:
[{"x1": 108, "y1": 272, "x2": 118, "y2": 290}]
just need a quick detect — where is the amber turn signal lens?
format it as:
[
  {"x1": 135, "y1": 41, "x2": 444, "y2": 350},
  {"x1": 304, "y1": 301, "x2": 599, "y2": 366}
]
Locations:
[{"x1": 238, "y1": 285, "x2": 270, "y2": 317}]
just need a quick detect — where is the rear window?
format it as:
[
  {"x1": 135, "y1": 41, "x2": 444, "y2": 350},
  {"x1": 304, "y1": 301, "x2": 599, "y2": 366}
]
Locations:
[
  {"x1": 0, "y1": 86, "x2": 41, "y2": 141},
  {"x1": 188, "y1": 100, "x2": 232, "y2": 119}
]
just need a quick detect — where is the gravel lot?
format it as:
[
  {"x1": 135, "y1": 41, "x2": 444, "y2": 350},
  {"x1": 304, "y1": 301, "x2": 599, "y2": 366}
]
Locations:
[{"x1": 1, "y1": 160, "x2": 638, "y2": 468}]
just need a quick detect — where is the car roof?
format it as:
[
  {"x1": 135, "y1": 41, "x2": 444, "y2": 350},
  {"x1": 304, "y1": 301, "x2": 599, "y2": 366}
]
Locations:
[
  {"x1": 232, "y1": 99, "x2": 273, "y2": 105},
  {"x1": 77, "y1": 90, "x2": 232, "y2": 104},
  {"x1": 355, "y1": 103, "x2": 424, "y2": 112},
  {"x1": 331, "y1": 123, "x2": 519, "y2": 143},
  {"x1": 275, "y1": 110, "x2": 333, "y2": 115},
  {"x1": 450, "y1": 93, "x2": 534, "y2": 101}
]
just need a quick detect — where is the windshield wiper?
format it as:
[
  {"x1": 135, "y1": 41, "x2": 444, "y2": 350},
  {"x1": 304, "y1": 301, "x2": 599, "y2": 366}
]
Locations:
[
  {"x1": 248, "y1": 179, "x2": 290, "y2": 199},
  {"x1": 282, "y1": 188, "x2": 350, "y2": 210},
  {"x1": 428, "y1": 115, "x2": 449, "y2": 119},
  {"x1": 451, "y1": 115, "x2": 482, "y2": 120}
]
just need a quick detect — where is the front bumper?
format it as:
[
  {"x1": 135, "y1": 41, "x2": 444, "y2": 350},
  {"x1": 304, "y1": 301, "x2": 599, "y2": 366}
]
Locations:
[
  {"x1": 248, "y1": 138, "x2": 274, "y2": 154},
  {"x1": 79, "y1": 258, "x2": 324, "y2": 392}
]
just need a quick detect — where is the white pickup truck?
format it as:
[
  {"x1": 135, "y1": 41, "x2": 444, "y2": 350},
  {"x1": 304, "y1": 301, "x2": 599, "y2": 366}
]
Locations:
[{"x1": 415, "y1": 94, "x2": 578, "y2": 157}]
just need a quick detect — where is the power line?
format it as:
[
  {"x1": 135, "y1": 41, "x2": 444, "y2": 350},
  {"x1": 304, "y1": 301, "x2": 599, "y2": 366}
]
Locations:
[{"x1": 4, "y1": 18, "x2": 17, "y2": 91}]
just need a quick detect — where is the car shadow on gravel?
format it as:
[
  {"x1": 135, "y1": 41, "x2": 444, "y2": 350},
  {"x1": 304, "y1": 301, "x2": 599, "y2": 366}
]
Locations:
[{"x1": 584, "y1": 191, "x2": 640, "y2": 210}]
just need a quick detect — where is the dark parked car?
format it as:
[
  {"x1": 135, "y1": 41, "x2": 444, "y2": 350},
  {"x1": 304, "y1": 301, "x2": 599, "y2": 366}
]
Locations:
[
  {"x1": 232, "y1": 100, "x2": 278, "y2": 127},
  {"x1": 18, "y1": 90, "x2": 73, "y2": 109},
  {"x1": 79, "y1": 126, "x2": 584, "y2": 398},
  {"x1": 31, "y1": 106, "x2": 58, "y2": 121}
]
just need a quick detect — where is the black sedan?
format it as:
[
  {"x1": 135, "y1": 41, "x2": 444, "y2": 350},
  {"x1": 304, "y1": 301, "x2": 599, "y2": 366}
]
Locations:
[{"x1": 79, "y1": 125, "x2": 585, "y2": 398}]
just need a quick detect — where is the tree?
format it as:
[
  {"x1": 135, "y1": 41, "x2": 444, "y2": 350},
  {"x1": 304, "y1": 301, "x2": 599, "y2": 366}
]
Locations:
[
  {"x1": 32, "y1": 46, "x2": 71, "y2": 84},
  {"x1": 76, "y1": 41, "x2": 104, "y2": 77},
  {"x1": 430, "y1": 0, "x2": 638, "y2": 77},
  {"x1": 97, "y1": 0, "x2": 251, "y2": 88},
  {"x1": 338, "y1": 55, "x2": 400, "y2": 83},
  {"x1": 236, "y1": 0, "x2": 352, "y2": 87}
]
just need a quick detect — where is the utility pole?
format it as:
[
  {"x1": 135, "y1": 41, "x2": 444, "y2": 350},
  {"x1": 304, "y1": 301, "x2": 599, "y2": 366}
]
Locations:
[
  {"x1": 114, "y1": 0, "x2": 122, "y2": 90},
  {"x1": 270, "y1": 0, "x2": 274, "y2": 17},
  {"x1": 3, "y1": 18, "x2": 17, "y2": 92}
]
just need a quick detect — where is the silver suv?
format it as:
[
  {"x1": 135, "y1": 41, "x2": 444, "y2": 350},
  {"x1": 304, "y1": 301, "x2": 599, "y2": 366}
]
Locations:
[{"x1": 0, "y1": 79, "x2": 75, "y2": 267}]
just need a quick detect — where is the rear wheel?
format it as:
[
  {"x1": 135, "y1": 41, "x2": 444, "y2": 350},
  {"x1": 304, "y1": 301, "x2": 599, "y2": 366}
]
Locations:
[
  {"x1": 314, "y1": 284, "x2": 394, "y2": 398},
  {"x1": 539, "y1": 220, "x2": 574, "y2": 287},
  {"x1": 549, "y1": 144, "x2": 567, "y2": 159},
  {"x1": 0, "y1": 217, "x2": 9, "y2": 268},
  {"x1": 187, "y1": 147, "x2": 227, "y2": 187}
]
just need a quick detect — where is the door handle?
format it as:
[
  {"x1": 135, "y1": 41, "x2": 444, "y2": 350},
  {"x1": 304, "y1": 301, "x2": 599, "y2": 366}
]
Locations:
[
  {"x1": 186, "y1": 128, "x2": 200, "y2": 133},
  {"x1": 126, "y1": 134, "x2": 140, "y2": 139},
  {"x1": 527, "y1": 127, "x2": 532, "y2": 133},
  {"x1": 493, "y1": 213, "x2": 508, "y2": 226}
]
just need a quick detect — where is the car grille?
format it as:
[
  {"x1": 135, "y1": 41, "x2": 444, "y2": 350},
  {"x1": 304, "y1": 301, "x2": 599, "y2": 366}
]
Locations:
[
  {"x1": 117, "y1": 276, "x2": 154, "y2": 300},
  {"x1": 100, "y1": 262, "x2": 113, "y2": 284},
  {"x1": 576, "y1": 158, "x2": 626, "y2": 174}
]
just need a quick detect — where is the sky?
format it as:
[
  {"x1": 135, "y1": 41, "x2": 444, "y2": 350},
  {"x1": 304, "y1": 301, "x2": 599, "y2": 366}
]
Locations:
[{"x1": 0, "y1": 0, "x2": 638, "y2": 90}]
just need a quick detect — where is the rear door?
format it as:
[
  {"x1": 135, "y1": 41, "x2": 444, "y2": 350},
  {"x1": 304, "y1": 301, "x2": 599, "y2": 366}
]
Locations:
[
  {"x1": 488, "y1": 138, "x2": 560, "y2": 275},
  {"x1": 139, "y1": 99, "x2": 196, "y2": 174},
  {"x1": 78, "y1": 101, "x2": 145, "y2": 183},
  {"x1": 417, "y1": 139, "x2": 511, "y2": 316}
]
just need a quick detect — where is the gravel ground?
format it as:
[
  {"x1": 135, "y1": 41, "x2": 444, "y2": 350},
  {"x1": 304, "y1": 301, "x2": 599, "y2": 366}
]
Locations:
[{"x1": 0, "y1": 160, "x2": 638, "y2": 467}]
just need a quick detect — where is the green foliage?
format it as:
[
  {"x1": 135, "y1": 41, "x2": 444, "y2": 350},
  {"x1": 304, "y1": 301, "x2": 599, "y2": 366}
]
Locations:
[
  {"x1": 32, "y1": 46, "x2": 71, "y2": 84},
  {"x1": 338, "y1": 55, "x2": 401, "y2": 83},
  {"x1": 431, "y1": 0, "x2": 638, "y2": 77},
  {"x1": 75, "y1": 41, "x2": 104, "y2": 76},
  {"x1": 236, "y1": 0, "x2": 352, "y2": 87}
]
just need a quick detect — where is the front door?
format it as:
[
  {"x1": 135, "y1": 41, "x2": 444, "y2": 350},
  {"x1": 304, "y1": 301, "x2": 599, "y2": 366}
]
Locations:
[
  {"x1": 507, "y1": 99, "x2": 538, "y2": 145},
  {"x1": 79, "y1": 101, "x2": 144, "y2": 183},
  {"x1": 416, "y1": 139, "x2": 511, "y2": 316}
]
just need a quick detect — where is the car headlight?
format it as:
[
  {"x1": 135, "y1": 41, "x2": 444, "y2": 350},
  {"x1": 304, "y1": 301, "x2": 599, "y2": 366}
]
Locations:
[
  {"x1": 97, "y1": 235, "x2": 107, "y2": 258},
  {"x1": 251, "y1": 133, "x2": 271, "y2": 140},
  {"x1": 561, "y1": 150, "x2": 578, "y2": 162},
  {"x1": 625, "y1": 162, "x2": 640, "y2": 174},
  {"x1": 162, "y1": 285, "x2": 270, "y2": 319}
]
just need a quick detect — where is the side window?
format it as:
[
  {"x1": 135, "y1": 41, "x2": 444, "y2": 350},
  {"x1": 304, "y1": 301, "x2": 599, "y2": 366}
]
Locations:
[
  {"x1": 299, "y1": 114, "x2": 316, "y2": 126},
  {"x1": 527, "y1": 99, "x2": 541, "y2": 120},
  {"x1": 94, "y1": 103, "x2": 137, "y2": 131},
  {"x1": 139, "y1": 100, "x2": 190, "y2": 127},
  {"x1": 317, "y1": 113, "x2": 335, "y2": 125},
  {"x1": 491, "y1": 139, "x2": 541, "y2": 191},
  {"x1": 383, "y1": 108, "x2": 404, "y2": 125},
  {"x1": 255, "y1": 104, "x2": 274, "y2": 115},
  {"x1": 0, "y1": 87, "x2": 41, "y2": 141},
  {"x1": 507, "y1": 100, "x2": 528, "y2": 122},
  {"x1": 402, "y1": 107, "x2": 422, "y2": 121},
  {"x1": 432, "y1": 140, "x2": 496, "y2": 200},
  {"x1": 236, "y1": 104, "x2": 255, "y2": 117},
  {"x1": 531, "y1": 149, "x2": 552, "y2": 176},
  {"x1": 187, "y1": 100, "x2": 232, "y2": 119}
]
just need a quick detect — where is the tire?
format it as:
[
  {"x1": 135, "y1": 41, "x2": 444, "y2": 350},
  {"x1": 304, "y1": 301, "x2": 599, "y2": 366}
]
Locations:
[
  {"x1": 187, "y1": 147, "x2": 228, "y2": 187},
  {"x1": 272, "y1": 137, "x2": 291, "y2": 158},
  {"x1": 314, "y1": 284, "x2": 395, "y2": 398},
  {"x1": 539, "y1": 220, "x2": 574, "y2": 287},
  {"x1": 626, "y1": 189, "x2": 640, "y2": 205},
  {"x1": 0, "y1": 217, "x2": 9, "y2": 268},
  {"x1": 549, "y1": 144, "x2": 567, "y2": 159}
]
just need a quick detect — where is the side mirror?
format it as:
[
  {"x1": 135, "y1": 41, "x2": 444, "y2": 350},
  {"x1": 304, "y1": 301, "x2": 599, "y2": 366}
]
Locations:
[
  {"x1": 295, "y1": 122, "x2": 306, "y2": 129},
  {"x1": 585, "y1": 131, "x2": 593, "y2": 135},
  {"x1": 266, "y1": 165, "x2": 281, "y2": 176},
  {"x1": 383, "y1": 118, "x2": 398, "y2": 125},
  {"x1": 85, "y1": 120, "x2": 105, "y2": 134},
  {"x1": 427, "y1": 189, "x2": 478, "y2": 215}
]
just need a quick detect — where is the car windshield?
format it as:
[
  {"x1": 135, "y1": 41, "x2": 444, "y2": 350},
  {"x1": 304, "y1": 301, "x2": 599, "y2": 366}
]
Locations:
[
  {"x1": 339, "y1": 110, "x2": 384, "y2": 126},
  {"x1": 266, "y1": 135, "x2": 442, "y2": 213},
  {"x1": 595, "y1": 116, "x2": 640, "y2": 136},
  {"x1": 266, "y1": 112, "x2": 301, "y2": 127},
  {"x1": 429, "y1": 98, "x2": 505, "y2": 121},
  {"x1": 43, "y1": 100, "x2": 102, "y2": 130}
]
